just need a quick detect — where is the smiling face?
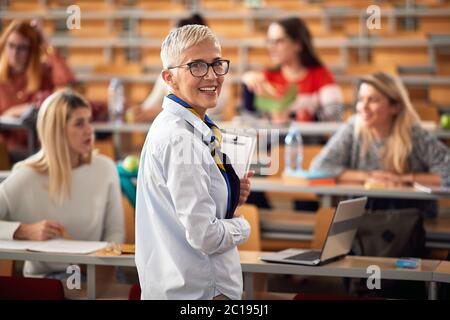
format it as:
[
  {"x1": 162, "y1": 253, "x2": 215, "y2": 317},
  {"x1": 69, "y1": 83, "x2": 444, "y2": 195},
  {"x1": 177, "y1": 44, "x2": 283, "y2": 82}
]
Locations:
[
  {"x1": 163, "y1": 39, "x2": 224, "y2": 116},
  {"x1": 5, "y1": 31, "x2": 31, "y2": 74},
  {"x1": 66, "y1": 107, "x2": 94, "y2": 159},
  {"x1": 266, "y1": 23, "x2": 301, "y2": 66},
  {"x1": 356, "y1": 83, "x2": 400, "y2": 131}
]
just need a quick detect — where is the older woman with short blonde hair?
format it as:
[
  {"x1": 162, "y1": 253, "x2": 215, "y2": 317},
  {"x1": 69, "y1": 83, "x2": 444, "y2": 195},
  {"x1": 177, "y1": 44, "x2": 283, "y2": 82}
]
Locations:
[{"x1": 136, "y1": 25, "x2": 253, "y2": 300}]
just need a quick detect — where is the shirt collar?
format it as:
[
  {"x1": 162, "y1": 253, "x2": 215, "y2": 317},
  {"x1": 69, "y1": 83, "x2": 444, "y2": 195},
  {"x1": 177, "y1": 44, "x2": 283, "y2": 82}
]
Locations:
[{"x1": 162, "y1": 94, "x2": 213, "y2": 144}]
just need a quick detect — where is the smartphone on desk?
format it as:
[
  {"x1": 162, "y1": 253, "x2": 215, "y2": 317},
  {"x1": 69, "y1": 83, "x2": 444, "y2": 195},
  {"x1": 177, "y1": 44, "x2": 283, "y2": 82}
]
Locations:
[{"x1": 395, "y1": 258, "x2": 421, "y2": 269}]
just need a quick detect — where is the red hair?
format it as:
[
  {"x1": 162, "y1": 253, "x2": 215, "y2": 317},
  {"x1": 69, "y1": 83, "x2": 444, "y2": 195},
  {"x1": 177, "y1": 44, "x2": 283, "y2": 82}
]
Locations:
[{"x1": 0, "y1": 20, "x2": 44, "y2": 93}]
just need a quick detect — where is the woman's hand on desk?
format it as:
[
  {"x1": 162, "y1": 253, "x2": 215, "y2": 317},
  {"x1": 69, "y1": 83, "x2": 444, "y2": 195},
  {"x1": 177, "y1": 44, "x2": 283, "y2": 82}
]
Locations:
[
  {"x1": 367, "y1": 171, "x2": 410, "y2": 188},
  {"x1": 372, "y1": 172, "x2": 442, "y2": 188},
  {"x1": 13, "y1": 220, "x2": 65, "y2": 241},
  {"x1": 339, "y1": 170, "x2": 427, "y2": 188},
  {"x1": 238, "y1": 171, "x2": 255, "y2": 207}
]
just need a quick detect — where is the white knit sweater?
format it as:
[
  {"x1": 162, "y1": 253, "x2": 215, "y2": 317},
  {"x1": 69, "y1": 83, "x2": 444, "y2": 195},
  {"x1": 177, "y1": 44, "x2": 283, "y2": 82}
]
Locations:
[{"x1": 0, "y1": 154, "x2": 125, "y2": 276}]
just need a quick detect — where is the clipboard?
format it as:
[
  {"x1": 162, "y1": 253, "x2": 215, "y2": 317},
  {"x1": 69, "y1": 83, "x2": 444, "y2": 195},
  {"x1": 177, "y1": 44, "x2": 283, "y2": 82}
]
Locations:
[{"x1": 221, "y1": 131, "x2": 256, "y2": 179}]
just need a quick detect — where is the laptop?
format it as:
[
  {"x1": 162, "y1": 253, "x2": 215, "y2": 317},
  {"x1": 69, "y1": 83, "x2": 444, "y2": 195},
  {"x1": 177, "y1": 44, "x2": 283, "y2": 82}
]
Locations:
[{"x1": 260, "y1": 197, "x2": 367, "y2": 266}]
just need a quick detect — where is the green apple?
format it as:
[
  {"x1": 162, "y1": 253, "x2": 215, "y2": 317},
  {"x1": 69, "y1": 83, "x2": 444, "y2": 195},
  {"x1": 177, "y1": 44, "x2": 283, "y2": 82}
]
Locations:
[
  {"x1": 123, "y1": 155, "x2": 139, "y2": 172},
  {"x1": 441, "y1": 113, "x2": 450, "y2": 130}
]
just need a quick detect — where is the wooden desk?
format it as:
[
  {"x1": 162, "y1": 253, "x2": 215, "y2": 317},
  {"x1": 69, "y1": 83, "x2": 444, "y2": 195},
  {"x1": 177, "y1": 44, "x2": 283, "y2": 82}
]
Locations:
[
  {"x1": 0, "y1": 248, "x2": 134, "y2": 300},
  {"x1": 90, "y1": 120, "x2": 450, "y2": 139},
  {"x1": 425, "y1": 218, "x2": 450, "y2": 249},
  {"x1": 433, "y1": 261, "x2": 450, "y2": 284},
  {"x1": 0, "y1": 248, "x2": 447, "y2": 300},
  {"x1": 239, "y1": 250, "x2": 441, "y2": 300},
  {"x1": 93, "y1": 122, "x2": 150, "y2": 133},
  {"x1": 221, "y1": 119, "x2": 441, "y2": 137},
  {"x1": 0, "y1": 116, "x2": 37, "y2": 156},
  {"x1": 251, "y1": 177, "x2": 441, "y2": 206},
  {"x1": 92, "y1": 122, "x2": 150, "y2": 158},
  {"x1": 259, "y1": 210, "x2": 316, "y2": 234}
]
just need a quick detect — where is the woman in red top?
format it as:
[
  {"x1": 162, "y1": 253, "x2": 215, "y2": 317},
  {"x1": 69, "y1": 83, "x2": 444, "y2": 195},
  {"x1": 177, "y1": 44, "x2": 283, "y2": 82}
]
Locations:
[
  {"x1": 242, "y1": 17, "x2": 343, "y2": 123},
  {"x1": 0, "y1": 20, "x2": 75, "y2": 156}
]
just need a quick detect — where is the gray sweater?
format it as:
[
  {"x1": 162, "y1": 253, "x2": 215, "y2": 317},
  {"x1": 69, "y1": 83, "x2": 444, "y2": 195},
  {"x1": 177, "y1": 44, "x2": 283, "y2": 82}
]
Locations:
[
  {"x1": 311, "y1": 116, "x2": 450, "y2": 187},
  {"x1": 310, "y1": 116, "x2": 450, "y2": 216}
]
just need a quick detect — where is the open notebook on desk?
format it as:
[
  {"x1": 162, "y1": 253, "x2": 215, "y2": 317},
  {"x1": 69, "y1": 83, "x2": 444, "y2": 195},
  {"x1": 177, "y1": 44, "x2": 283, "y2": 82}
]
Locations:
[
  {"x1": 414, "y1": 182, "x2": 450, "y2": 197},
  {"x1": 0, "y1": 239, "x2": 107, "y2": 254}
]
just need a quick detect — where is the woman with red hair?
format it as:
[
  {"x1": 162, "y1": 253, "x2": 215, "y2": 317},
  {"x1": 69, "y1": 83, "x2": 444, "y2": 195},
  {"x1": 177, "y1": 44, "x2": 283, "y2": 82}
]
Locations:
[{"x1": 0, "y1": 19, "x2": 75, "y2": 159}]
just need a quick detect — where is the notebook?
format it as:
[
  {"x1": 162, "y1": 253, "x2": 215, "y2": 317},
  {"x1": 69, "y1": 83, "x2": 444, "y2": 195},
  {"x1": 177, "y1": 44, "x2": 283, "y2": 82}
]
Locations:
[{"x1": 0, "y1": 239, "x2": 108, "y2": 254}]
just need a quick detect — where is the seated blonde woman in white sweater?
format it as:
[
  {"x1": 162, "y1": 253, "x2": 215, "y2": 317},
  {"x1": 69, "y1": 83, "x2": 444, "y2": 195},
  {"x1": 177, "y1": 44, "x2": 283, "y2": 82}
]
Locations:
[{"x1": 0, "y1": 89, "x2": 125, "y2": 277}]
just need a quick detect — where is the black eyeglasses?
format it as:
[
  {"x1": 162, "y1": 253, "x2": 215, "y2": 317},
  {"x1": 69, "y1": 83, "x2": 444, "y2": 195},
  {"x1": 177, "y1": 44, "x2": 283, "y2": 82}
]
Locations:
[
  {"x1": 168, "y1": 59, "x2": 230, "y2": 78},
  {"x1": 7, "y1": 42, "x2": 30, "y2": 53},
  {"x1": 266, "y1": 37, "x2": 289, "y2": 46}
]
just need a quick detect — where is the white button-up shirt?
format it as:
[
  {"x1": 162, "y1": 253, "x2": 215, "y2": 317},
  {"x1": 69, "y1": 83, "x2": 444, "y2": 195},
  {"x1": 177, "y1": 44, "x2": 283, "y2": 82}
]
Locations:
[{"x1": 135, "y1": 96, "x2": 250, "y2": 300}]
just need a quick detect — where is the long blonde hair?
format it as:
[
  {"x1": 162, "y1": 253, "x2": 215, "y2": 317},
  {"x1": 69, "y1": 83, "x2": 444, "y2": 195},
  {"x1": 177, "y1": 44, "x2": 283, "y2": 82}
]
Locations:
[
  {"x1": 16, "y1": 89, "x2": 93, "y2": 203},
  {"x1": 355, "y1": 72, "x2": 421, "y2": 174},
  {"x1": 0, "y1": 20, "x2": 43, "y2": 93}
]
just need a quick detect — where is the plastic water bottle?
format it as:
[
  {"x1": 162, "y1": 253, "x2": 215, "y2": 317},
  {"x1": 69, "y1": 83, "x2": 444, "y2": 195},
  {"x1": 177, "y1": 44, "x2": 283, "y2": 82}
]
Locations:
[
  {"x1": 108, "y1": 78, "x2": 124, "y2": 123},
  {"x1": 284, "y1": 126, "x2": 303, "y2": 174},
  {"x1": 245, "y1": 0, "x2": 263, "y2": 8}
]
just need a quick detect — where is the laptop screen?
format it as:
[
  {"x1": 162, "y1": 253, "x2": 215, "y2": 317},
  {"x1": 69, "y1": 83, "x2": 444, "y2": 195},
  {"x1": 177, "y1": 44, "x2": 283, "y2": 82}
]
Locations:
[{"x1": 319, "y1": 197, "x2": 367, "y2": 262}]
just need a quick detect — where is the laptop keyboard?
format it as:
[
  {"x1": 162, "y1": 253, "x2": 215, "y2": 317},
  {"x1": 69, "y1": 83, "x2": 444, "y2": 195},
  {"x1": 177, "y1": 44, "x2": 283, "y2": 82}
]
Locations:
[{"x1": 285, "y1": 251, "x2": 321, "y2": 262}]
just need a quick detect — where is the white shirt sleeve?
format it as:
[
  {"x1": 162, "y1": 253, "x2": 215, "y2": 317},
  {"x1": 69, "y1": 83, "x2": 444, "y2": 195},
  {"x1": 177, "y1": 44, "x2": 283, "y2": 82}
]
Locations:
[
  {"x1": 0, "y1": 185, "x2": 20, "y2": 240},
  {"x1": 101, "y1": 163, "x2": 126, "y2": 244},
  {"x1": 164, "y1": 134, "x2": 250, "y2": 255}
]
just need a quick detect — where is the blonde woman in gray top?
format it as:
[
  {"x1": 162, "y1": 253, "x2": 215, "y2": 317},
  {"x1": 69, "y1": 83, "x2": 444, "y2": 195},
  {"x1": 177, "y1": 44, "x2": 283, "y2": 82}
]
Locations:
[
  {"x1": 0, "y1": 89, "x2": 125, "y2": 276},
  {"x1": 311, "y1": 72, "x2": 450, "y2": 216}
]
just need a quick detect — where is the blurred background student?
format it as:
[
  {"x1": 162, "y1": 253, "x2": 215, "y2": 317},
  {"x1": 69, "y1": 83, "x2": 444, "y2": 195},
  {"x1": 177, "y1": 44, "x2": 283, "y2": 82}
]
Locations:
[
  {"x1": 128, "y1": 13, "x2": 229, "y2": 123},
  {"x1": 0, "y1": 89, "x2": 124, "y2": 279},
  {"x1": 0, "y1": 20, "x2": 75, "y2": 162},
  {"x1": 242, "y1": 16, "x2": 343, "y2": 124},
  {"x1": 243, "y1": 16, "x2": 343, "y2": 210},
  {"x1": 310, "y1": 72, "x2": 450, "y2": 298},
  {"x1": 311, "y1": 72, "x2": 450, "y2": 218}
]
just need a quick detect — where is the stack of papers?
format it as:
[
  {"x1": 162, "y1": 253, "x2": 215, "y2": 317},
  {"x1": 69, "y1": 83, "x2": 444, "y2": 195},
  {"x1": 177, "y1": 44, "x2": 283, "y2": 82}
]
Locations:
[
  {"x1": 0, "y1": 239, "x2": 108, "y2": 254},
  {"x1": 413, "y1": 182, "x2": 450, "y2": 196}
]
